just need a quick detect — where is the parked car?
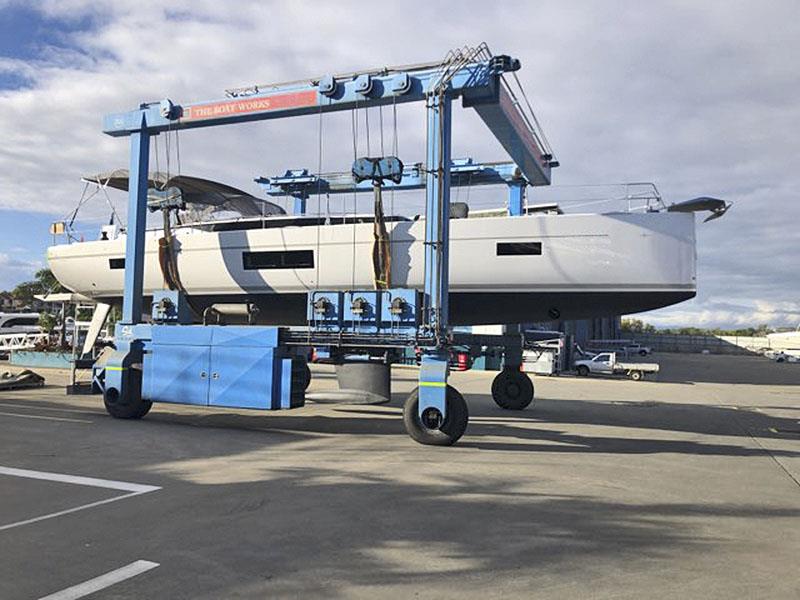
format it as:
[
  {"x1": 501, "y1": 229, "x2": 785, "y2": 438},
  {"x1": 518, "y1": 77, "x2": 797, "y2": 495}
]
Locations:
[
  {"x1": 574, "y1": 352, "x2": 659, "y2": 381},
  {"x1": 414, "y1": 346, "x2": 474, "y2": 371},
  {"x1": 587, "y1": 339, "x2": 652, "y2": 357},
  {"x1": 627, "y1": 343, "x2": 653, "y2": 356},
  {"x1": 773, "y1": 350, "x2": 800, "y2": 363}
]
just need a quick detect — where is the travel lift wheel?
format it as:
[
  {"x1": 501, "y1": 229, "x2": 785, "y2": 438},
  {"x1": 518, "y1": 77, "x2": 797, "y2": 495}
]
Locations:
[
  {"x1": 299, "y1": 362, "x2": 313, "y2": 391},
  {"x1": 491, "y1": 368, "x2": 534, "y2": 410},
  {"x1": 103, "y1": 387, "x2": 152, "y2": 420},
  {"x1": 403, "y1": 386, "x2": 469, "y2": 446}
]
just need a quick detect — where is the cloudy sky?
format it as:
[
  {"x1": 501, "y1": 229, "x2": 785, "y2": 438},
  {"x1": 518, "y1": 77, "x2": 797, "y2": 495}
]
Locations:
[{"x1": 0, "y1": 0, "x2": 797, "y2": 328}]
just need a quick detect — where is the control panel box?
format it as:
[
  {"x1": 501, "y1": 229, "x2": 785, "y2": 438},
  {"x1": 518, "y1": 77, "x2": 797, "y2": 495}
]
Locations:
[
  {"x1": 142, "y1": 325, "x2": 303, "y2": 410},
  {"x1": 307, "y1": 289, "x2": 421, "y2": 336},
  {"x1": 151, "y1": 289, "x2": 192, "y2": 324},
  {"x1": 343, "y1": 291, "x2": 380, "y2": 334},
  {"x1": 307, "y1": 291, "x2": 344, "y2": 331},
  {"x1": 379, "y1": 289, "x2": 420, "y2": 332}
]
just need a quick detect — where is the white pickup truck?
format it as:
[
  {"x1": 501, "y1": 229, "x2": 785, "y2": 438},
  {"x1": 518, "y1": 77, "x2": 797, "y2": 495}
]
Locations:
[{"x1": 574, "y1": 352, "x2": 659, "y2": 381}]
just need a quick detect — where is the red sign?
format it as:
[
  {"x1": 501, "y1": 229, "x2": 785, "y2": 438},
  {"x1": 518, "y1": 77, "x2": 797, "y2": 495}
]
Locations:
[{"x1": 183, "y1": 89, "x2": 318, "y2": 121}]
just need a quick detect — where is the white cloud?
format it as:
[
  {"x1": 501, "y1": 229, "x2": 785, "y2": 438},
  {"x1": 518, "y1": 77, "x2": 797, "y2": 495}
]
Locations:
[
  {"x1": 0, "y1": 251, "x2": 43, "y2": 289},
  {"x1": 1, "y1": 0, "x2": 799, "y2": 326},
  {"x1": 637, "y1": 299, "x2": 800, "y2": 329}
]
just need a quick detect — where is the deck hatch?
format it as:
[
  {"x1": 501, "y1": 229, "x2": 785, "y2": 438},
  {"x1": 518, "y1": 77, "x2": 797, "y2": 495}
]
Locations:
[
  {"x1": 242, "y1": 250, "x2": 314, "y2": 270},
  {"x1": 496, "y1": 242, "x2": 542, "y2": 256}
]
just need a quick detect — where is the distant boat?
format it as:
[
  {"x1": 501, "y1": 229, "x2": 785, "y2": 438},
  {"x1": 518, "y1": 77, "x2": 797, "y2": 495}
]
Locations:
[
  {"x1": 766, "y1": 327, "x2": 800, "y2": 351},
  {"x1": 0, "y1": 312, "x2": 41, "y2": 335}
]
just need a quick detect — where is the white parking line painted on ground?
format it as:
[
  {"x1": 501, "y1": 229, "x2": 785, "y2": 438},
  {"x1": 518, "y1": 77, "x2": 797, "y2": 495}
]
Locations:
[
  {"x1": 0, "y1": 467, "x2": 161, "y2": 493},
  {"x1": 0, "y1": 411, "x2": 92, "y2": 423},
  {"x1": 37, "y1": 560, "x2": 159, "y2": 600},
  {"x1": 0, "y1": 402, "x2": 100, "y2": 415},
  {"x1": 0, "y1": 466, "x2": 161, "y2": 531}
]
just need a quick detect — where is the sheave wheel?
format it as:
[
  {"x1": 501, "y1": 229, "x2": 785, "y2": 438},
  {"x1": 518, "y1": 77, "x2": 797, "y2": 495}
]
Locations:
[
  {"x1": 103, "y1": 387, "x2": 152, "y2": 419},
  {"x1": 491, "y1": 368, "x2": 534, "y2": 410},
  {"x1": 576, "y1": 365, "x2": 590, "y2": 377},
  {"x1": 403, "y1": 385, "x2": 468, "y2": 446}
]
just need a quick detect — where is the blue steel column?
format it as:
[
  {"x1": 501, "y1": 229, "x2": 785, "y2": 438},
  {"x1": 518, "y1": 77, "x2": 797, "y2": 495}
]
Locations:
[
  {"x1": 293, "y1": 193, "x2": 307, "y2": 215},
  {"x1": 504, "y1": 183, "x2": 526, "y2": 366},
  {"x1": 121, "y1": 115, "x2": 150, "y2": 325},
  {"x1": 423, "y1": 93, "x2": 452, "y2": 341},
  {"x1": 419, "y1": 92, "x2": 452, "y2": 420},
  {"x1": 508, "y1": 182, "x2": 525, "y2": 216}
]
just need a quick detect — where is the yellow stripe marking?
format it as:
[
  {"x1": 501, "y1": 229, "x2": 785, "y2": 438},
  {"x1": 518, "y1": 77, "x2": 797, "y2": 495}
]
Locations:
[
  {"x1": 419, "y1": 381, "x2": 446, "y2": 388},
  {"x1": 105, "y1": 366, "x2": 126, "y2": 371}
]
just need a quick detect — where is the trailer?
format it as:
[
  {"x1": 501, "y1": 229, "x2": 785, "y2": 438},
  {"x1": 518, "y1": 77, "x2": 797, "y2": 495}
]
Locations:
[{"x1": 574, "y1": 352, "x2": 659, "y2": 381}]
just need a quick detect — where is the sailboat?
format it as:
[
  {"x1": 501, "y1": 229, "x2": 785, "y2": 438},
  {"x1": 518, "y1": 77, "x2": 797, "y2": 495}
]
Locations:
[{"x1": 47, "y1": 171, "x2": 728, "y2": 325}]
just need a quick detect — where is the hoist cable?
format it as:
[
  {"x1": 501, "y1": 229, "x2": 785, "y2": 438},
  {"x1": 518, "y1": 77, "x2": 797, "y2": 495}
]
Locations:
[
  {"x1": 365, "y1": 106, "x2": 370, "y2": 156},
  {"x1": 379, "y1": 104, "x2": 385, "y2": 156},
  {"x1": 389, "y1": 95, "x2": 398, "y2": 251},
  {"x1": 350, "y1": 106, "x2": 358, "y2": 288},
  {"x1": 314, "y1": 102, "x2": 324, "y2": 289}
]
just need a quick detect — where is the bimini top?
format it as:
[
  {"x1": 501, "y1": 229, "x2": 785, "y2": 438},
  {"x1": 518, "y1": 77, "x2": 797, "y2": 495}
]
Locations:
[{"x1": 82, "y1": 169, "x2": 286, "y2": 220}]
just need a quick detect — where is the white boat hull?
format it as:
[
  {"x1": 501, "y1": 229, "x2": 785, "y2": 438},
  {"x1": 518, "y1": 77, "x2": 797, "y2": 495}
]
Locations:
[{"x1": 47, "y1": 212, "x2": 696, "y2": 325}]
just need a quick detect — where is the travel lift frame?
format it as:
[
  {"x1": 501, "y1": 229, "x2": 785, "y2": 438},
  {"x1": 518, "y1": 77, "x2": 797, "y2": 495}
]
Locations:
[{"x1": 100, "y1": 50, "x2": 557, "y2": 445}]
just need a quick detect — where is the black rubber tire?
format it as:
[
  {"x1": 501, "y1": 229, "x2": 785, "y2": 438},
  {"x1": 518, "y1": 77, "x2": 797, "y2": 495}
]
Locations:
[
  {"x1": 301, "y1": 363, "x2": 312, "y2": 390},
  {"x1": 629, "y1": 370, "x2": 643, "y2": 381},
  {"x1": 403, "y1": 385, "x2": 468, "y2": 446},
  {"x1": 491, "y1": 368, "x2": 534, "y2": 410},
  {"x1": 576, "y1": 365, "x2": 590, "y2": 377},
  {"x1": 639, "y1": 349, "x2": 648, "y2": 356},
  {"x1": 103, "y1": 387, "x2": 152, "y2": 419}
]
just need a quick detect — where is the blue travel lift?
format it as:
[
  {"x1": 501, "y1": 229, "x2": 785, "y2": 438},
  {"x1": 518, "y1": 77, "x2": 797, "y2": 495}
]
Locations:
[{"x1": 99, "y1": 48, "x2": 557, "y2": 445}]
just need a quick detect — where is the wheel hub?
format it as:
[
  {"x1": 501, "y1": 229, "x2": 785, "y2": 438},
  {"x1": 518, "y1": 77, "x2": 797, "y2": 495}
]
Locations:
[{"x1": 421, "y1": 407, "x2": 443, "y2": 430}]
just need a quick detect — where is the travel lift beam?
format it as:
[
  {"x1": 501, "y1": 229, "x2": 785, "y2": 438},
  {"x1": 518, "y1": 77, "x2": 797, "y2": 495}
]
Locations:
[
  {"x1": 100, "y1": 48, "x2": 557, "y2": 445},
  {"x1": 257, "y1": 158, "x2": 533, "y2": 216}
]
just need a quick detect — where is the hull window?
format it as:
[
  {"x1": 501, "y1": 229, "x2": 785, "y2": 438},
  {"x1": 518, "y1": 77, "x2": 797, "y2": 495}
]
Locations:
[
  {"x1": 242, "y1": 250, "x2": 314, "y2": 270},
  {"x1": 109, "y1": 258, "x2": 125, "y2": 269},
  {"x1": 497, "y1": 242, "x2": 542, "y2": 256}
]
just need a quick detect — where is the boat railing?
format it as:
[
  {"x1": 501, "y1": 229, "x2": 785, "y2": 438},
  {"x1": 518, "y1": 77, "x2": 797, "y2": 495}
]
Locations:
[
  {"x1": 542, "y1": 182, "x2": 665, "y2": 214},
  {"x1": 51, "y1": 180, "x2": 667, "y2": 245}
]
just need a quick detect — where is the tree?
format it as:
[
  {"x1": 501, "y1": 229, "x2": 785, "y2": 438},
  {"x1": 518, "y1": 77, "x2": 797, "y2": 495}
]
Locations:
[
  {"x1": 621, "y1": 318, "x2": 645, "y2": 333},
  {"x1": 621, "y1": 318, "x2": 656, "y2": 333},
  {"x1": 38, "y1": 312, "x2": 57, "y2": 333},
  {"x1": 11, "y1": 268, "x2": 65, "y2": 307}
]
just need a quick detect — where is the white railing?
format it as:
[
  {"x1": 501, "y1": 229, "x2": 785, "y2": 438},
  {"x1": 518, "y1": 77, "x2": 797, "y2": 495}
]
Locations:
[
  {"x1": 0, "y1": 332, "x2": 48, "y2": 352},
  {"x1": 538, "y1": 182, "x2": 666, "y2": 214}
]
